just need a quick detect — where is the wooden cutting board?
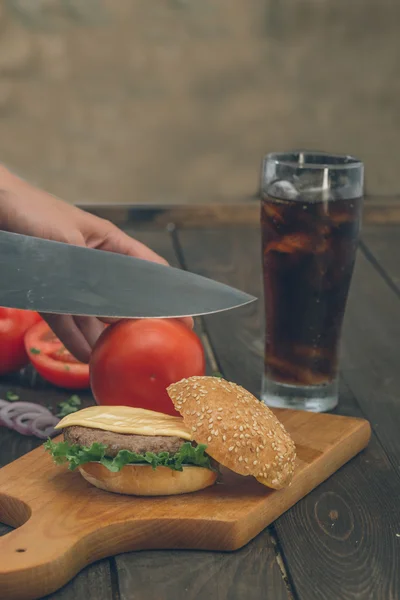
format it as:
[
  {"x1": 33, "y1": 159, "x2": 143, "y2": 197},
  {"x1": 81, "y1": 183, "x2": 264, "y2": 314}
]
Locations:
[{"x1": 0, "y1": 409, "x2": 370, "y2": 600}]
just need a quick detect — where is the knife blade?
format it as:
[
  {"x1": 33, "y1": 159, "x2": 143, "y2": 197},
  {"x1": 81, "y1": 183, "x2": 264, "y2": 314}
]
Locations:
[{"x1": 0, "y1": 231, "x2": 256, "y2": 318}]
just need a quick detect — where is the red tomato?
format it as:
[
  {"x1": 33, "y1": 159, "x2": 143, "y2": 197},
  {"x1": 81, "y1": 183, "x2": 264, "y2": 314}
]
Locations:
[
  {"x1": 90, "y1": 319, "x2": 205, "y2": 416},
  {"x1": 24, "y1": 320, "x2": 90, "y2": 389},
  {"x1": 0, "y1": 308, "x2": 41, "y2": 375}
]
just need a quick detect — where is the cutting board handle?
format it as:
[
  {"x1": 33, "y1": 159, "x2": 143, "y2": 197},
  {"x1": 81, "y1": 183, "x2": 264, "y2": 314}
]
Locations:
[{"x1": 0, "y1": 508, "x2": 80, "y2": 600}]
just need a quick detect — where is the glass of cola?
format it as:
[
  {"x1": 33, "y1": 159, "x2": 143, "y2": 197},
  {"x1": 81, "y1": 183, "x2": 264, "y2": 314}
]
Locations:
[{"x1": 260, "y1": 151, "x2": 364, "y2": 411}]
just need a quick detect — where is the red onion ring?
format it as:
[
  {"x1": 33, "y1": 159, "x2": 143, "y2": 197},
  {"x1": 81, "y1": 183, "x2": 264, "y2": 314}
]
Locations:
[
  {"x1": 30, "y1": 414, "x2": 60, "y2": 439},
  {"x1": 0, "y1": 401, "x2": 60, "y2": 438},
  {"x1": 13, "y1": 412, "x2": 47, "y2": 436},
  {"x1": 0, "y1": 402, "x2": 52, "y2": 427}
]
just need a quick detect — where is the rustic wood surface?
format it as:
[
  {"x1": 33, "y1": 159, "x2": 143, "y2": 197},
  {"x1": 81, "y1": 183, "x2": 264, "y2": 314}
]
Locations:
[
  {"x1": 177, "y1": 225, "x2": 400, "y2": 599},
  {"x1": 1, "y1": 204, "x2": 400, "y2": 599}
]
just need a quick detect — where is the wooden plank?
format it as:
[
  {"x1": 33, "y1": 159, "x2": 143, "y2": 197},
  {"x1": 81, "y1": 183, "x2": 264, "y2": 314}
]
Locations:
[
  {"x1": 116, "y1": 530, "x2": 287, "y2": 600},
  {"x1": 340, "y1": 254, "x2": 400, "y2": 472},
  {"x1": 276, "y1": 380, "x2": 400, "y2": 600},
  {"x1": 362, "y1": 225, "x2": 400, "y2": 290},
  {"x1": 177, "y1": 225, "x2": 400, "y2": 600},
  {"x1": 78, "y1": 196, "x2": 400, "y2": 230},
  {"x1": 0, "y1": 523, "x2": 12, "y2": 536},
  {"x1": 42, "y1": 564, "x2": 114, "y2": 600},
  {"x1": 114, "y1": 228, "x2": 291, "y2": 600}
]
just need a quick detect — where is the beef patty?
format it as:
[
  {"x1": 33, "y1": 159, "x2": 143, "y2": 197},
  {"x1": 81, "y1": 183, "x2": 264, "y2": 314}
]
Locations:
[{"x1": 64, "y1": 426, "x2": 187, "y2": 457}]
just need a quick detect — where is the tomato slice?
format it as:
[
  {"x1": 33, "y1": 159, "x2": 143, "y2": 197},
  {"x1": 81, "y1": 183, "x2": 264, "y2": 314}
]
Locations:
[{"x1": 24, "y1": 321, "x2": 90, "y2": 389}]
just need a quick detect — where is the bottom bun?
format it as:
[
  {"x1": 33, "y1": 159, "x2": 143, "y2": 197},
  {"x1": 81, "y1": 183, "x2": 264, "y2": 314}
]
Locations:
[{"x1": 79, "y1": 462, "x2": 217, "y2": 496}]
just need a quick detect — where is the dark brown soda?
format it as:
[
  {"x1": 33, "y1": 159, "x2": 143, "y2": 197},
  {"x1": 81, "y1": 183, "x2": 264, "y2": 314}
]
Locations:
[{"x1": 261, "y1": 192, "x2": 362, "y2": 386}]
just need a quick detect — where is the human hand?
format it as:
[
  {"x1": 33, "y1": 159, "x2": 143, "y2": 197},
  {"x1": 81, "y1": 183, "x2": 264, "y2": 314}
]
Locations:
[{"x1": 0, "y1": 166, "x2": 193, "y2": 362}]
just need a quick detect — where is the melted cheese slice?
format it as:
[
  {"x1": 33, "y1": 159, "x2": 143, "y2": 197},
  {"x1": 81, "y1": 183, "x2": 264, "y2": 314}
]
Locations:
[{"x1": 55, "y1": 405, "x2": 192, "y2": 440}]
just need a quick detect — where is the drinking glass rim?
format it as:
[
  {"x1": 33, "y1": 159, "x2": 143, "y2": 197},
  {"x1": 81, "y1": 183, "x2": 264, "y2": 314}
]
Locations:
[{"x1": 264, "y1": 151, "x2": 363, "y2": 170}]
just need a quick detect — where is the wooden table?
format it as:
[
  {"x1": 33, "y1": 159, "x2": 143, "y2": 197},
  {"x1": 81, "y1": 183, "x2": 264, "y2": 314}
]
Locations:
[{"x1": 1, "y1": 203, "x2": 400, "y2": 600}]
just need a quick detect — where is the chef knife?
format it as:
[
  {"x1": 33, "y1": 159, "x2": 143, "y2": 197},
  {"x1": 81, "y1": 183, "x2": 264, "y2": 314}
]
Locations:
[{"x1": 0, "y1": 230, "x2": 256, "y2": 318}]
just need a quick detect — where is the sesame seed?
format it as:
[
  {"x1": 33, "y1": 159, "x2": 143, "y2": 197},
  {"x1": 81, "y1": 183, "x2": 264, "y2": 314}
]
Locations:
[
  {"x1": 239, "y1": 456, "x2": 243, "y2": 461},
  {"x1": 217, "y1": 416, "x2": 222, "y2": 421},
  {"x1": 253, "y1": 460, "x2": 258, "y2": 465},
  {"x1": 207, "y1": 436, "x2": 212, "y2": 442},
  {"x1": 222, "y1": 435, "x2": 226, "y2": 441},
  {"x1": 239, "y1": 426, "x2": 243, "y2": 432},
  {"x1": 228, "y1": 446, "x2": 234, "y2": 451},
  {"x1": 218, "y1": 408, "x2": 223, "y2": 412},
  {"x1": 244, "y1": 458, "x2": 248, "y2": 463},
  {"x1": 192, "y1": 427, "x2": 197, "y2": 432}
]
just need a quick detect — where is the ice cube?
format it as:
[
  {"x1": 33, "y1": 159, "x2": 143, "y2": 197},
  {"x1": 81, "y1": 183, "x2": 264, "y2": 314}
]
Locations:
[{"x1": 267, "y1": 180, "x2": 299, "y2": 200}]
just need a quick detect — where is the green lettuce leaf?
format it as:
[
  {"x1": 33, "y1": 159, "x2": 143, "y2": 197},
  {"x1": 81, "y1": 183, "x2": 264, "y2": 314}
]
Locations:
[{"x1": 44, "y1": 439, "x2": 213, "y2": 473}]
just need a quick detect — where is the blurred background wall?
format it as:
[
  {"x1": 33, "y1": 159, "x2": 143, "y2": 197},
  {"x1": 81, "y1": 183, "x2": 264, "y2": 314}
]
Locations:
[{"x1": 0, "y1": 0, "x2": 398, "y2": 205}]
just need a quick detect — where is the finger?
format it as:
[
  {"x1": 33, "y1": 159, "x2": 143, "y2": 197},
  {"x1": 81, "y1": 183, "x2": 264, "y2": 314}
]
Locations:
[
  {"x1": 73, "y1": 315, "x2": 106, "y2": 349},
  {"x1": 179, "y1": 317, "x2": 194, "y2": 329},
  {"x1": 42, "y1": 313, "x2": 92, "y2": 363},
  {"x1": 100, "y1": 227, "x2": 169, "y2": 266},
  {"x1": 98, "y1": 317, "x2": 119, "y2": 324},
  {"x1": 98, "y1": 316, "x2": 194, "y2": 329}
]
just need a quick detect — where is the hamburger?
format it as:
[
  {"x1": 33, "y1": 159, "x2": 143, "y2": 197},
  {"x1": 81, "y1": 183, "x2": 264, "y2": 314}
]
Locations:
[{"x1": 45, "y1": 376, "x2": 296, "y2": 496}]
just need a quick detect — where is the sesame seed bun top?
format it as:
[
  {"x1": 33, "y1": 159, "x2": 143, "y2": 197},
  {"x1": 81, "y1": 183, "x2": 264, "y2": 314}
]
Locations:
[{"x1": 167, "y1": 376, "x2": 296, "y2": 490}]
